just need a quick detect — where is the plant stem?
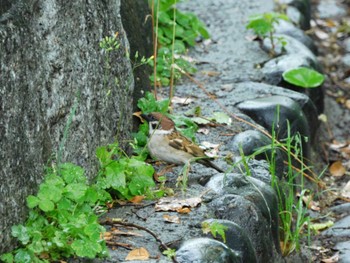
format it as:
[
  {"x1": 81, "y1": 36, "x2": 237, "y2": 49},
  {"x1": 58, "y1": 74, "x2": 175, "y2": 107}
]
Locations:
[
  {"x1": 169, "y1": 0, "x2": 177, "y2": 106},
  {"x1": 151, "y1": 0, "x2": 159, "y2": 99}
]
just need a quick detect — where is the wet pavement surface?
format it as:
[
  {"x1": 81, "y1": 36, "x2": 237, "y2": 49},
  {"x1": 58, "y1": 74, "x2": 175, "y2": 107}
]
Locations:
[{"x1": 86, "y1": 0, "x2": 350, "y2": 262}]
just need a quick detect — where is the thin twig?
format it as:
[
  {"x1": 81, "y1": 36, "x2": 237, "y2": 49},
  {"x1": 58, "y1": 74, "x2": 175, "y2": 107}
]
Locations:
[
  {"x1": 105, "y1": 240, "x2": 133, "y2": 250},
  {"x1": 100, "y1": 218, "x2": 179, "y2": 263}
]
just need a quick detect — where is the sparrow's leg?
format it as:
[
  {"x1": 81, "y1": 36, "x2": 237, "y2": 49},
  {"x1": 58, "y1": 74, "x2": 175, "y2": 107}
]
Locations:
[
  {"x1": 176, "y1": 161, "x2": 191, "y2": 189},
  {"x1": 154, "y1": 164, "x2": 176, "y2": 182}
]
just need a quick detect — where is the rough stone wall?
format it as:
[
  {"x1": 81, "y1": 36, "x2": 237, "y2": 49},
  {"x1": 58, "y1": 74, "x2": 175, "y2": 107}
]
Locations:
[{"x1": 0, "y1": 0, "x2": 137, "y2": 252}]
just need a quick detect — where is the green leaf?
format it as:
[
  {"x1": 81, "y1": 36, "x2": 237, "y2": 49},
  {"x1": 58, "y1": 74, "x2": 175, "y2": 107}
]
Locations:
[
  {"x1": 173, "y1": 40, "x2": 186, "y2": 53},
  {"x1": 211, "y1": 112, "x2": 232, "y2": 125},
  {"x1": 71, "y1": 239, "x2": 101, "y2": 258},
  {"x1": 57, "y1": 197, "x2": 73, "y2": 211},
  {"x1": 105, "y1": 162, "x2": 126, "y2": 189},
  {"x1": 53, "y1": 231, "x2": 66, "y2": 248},
  {"x1": 246, "y1": 12, "x2": 289, "y2": 38},
  {"x1": 198, "y1": 25, "x2": 210, "y2": 39},
  {"x1": 11, "y1": 225, "x2": 30, "y2": 245},
  {"x1": 64, "y1": 183, "x2": 88, "y2": 201},
  {"x1": 0, "y1": 253, "x2": 14, "y2": 263},
  {"x1": 282, "y1": 67, "x2": 325, "y2": 88},
  {"x1": 128, "y1": 158, "x2": 155, "y2": 177},
  {"x1": 129, "y1": 174, "x2": 155, "y2": 196},
  {"x1": 84, "y1": 223, "x2": 105, "y2": 240},
  {"x1": 202, "y1": 221, "x2": 228, "y2": 243},
  {"x1": 26, "y1": 195, "x2": 39, "y2": 208},
  {"x1": 158, "y1": 11, "x2": 173, "y2": 25},
  {"x1": 96, "y1": 143, "x2": 120, "y2": 165},
  {"x1": 28, "y1": 240, "x2": 44, "y2": 253},
  {"x1": 191, "y1": 117, "x2": 210, "y2": 125},
  {"x1": 38, "y1": 184, "x2": 62, "y2": 203},
  {"x1": 60, "y1": 163, "x2": 86, "y2": 184},
  {"x1": 246, "y1": 17, "x2": 273, "y2": 36},
  {"x1": 163, "y1": 248, "x2": 176, "y2": 258},
  {"x1": 83, "y1": 187, "x2": 99, "y2": 204},
  {"x1": 137, "y1": 92, "x2": 170, "y2": 114},
  {"x1": 14, "y1": 249, "x2": 32, "y2": 263},
  {"x1": 171, "y1": 115, "x2": 198, "y2": 141},
  {"x1": 38, "y1": 199, "x2": 55, "y2": 212},
  {"x1": 132, "y1": 130, "x2": 148, "y2": 146},
  {"x1": 45, "y1": 173, "x2": 65, "y2": 187}
]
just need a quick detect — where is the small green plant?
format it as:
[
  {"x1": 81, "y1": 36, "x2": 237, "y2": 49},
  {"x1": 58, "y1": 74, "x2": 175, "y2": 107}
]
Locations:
[
  {"x1": 0, "y1": 163, "x2": 111, "y2": 263},
  {"x1": 246, "y1": 12, "x2": 289, "y2": 56},
  {"x1": 129, "y1": 51, "x2": 154, "y2": 71},
  {"x1": 272, "y1": 125, "x2": 311, "y2": 255},
  {"x1": 95, "y1": 142, "x2": 163, "y2": 200},
  {"x1": 99, "y1": 33, "x2": 121, "y2": 97},
  {"x1": 137, "y1": 91, "x2": 170, "y2": 114},
  {"x1": 232, "y1": 121, "x2": 312, "y2": 256},
  {"x1": 201, "y1": 221, "x2": 228, "y2": 243},
  {"x1": 162, "y1": 248, "x2": 176, "y2": 259},
  {"x1": 282, "y1": 67, "x2": 325, "y2": 88},
  {"x1": 99, "y1": 34, "x2": 121, "y2": 52},
  {"x1": 149, "y1": 0, "x2": 210, "y2": 86}
]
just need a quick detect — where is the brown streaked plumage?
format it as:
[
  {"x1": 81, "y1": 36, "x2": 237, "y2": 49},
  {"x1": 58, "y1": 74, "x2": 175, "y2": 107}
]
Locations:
[{"x1": 141, "y1": 112, "x2": 224, "y2": 173}]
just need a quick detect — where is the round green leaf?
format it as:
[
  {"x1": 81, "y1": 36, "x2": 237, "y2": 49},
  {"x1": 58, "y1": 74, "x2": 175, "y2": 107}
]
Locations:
[
  {"x1": 11, "y1": 225, "x2": 30, "y2": 244},
  {"x1": 26, "y1": 195, "x2": 39, "y2": 208},
  {"x1": 38, "y1": 184, "x2": 62, "y2": 203},
  {"x1": 282, "y1": 67, "x2": 325, "y2": 88},
  {"x1": 38, "y1": 199, "x2": 55, "y2": 212}
]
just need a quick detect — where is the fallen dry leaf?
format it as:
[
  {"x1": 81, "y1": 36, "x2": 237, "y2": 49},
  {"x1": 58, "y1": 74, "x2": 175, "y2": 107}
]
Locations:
[
  {"x1": 155, "y1": 197, "x2": 202, "y2": 212},
  {"x1": 130, "y1": 195, "x2": 145, "y2": 204},
  {"x1": 329, "y1": 161, "x2": 346, "y2": 177},
  {"x1": 314, "y1": 29, "x2": 329, "y2": 40},
  {"x1": 163, "y1": 214, "x2": 181, "y2": 223},
  {"x1": 103, "y1": 231, "x2": 113, "y2": 241},
  {"x1": 125, "y1": 247, "x2": 150, "y2": 261},
  {"x1": 202, "y1": 141, "x2": 220, "y2": 158},
  {"x1": 201, "y1": 71, "x2": 221, "y2": 77},
  {"x1": 171, "y1": 96, "x2": 193, "y2": 105},
  {"x1": 198, "y1": 128, "x2": 210, "y2": 135},
  {"x1": 345, "y1": 99, "x2": 350, "y2": 109},
  {"x1": 176, "y1": 207, "x2": 191, "y2": 214},
  {"x1": 309, "y1": 220, "x2": 334, "y2": 232},
  {"x1": 321, "y1": 252, "x2": 339, "y2": 263},
  {"x1": 301, "y1": 195, "x2": 321, "y2": 211}
]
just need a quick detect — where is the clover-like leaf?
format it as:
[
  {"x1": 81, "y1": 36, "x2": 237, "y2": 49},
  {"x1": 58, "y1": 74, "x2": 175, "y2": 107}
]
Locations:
[
  {"x1": 11, "y1": 225, "x2": 30, "y2": 245},
  {"x1": 26, "y1": 195, "x2": 39, "y2": 209},
  {"x1": 38, "y1": 199, "x2": 55, "y2": 212}
]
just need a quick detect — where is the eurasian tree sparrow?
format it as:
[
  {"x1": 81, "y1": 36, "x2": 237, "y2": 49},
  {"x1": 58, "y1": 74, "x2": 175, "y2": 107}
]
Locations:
[{"x1": 141, "y1": 112, "x2": 224, "y2": 173}]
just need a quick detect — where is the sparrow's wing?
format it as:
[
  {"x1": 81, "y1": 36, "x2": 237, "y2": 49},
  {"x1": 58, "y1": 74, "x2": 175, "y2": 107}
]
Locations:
[
  {"x1": 168, "y1": 132, "x2": 206, "y2": 157},
  {"x1": 168, "y1": 131, "x2": 224, "y2": 172}
]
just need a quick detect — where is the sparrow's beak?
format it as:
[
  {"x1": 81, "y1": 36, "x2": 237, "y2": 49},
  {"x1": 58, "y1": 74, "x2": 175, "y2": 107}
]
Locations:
[{"x1": 140, "y1": 113, "x2": 150, "y2": 122}]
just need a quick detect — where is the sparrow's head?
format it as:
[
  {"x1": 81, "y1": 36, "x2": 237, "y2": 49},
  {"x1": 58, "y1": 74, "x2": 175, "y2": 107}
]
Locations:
[{"x1": 141, "y1": 112, "x2": 175, "y2": 134}]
